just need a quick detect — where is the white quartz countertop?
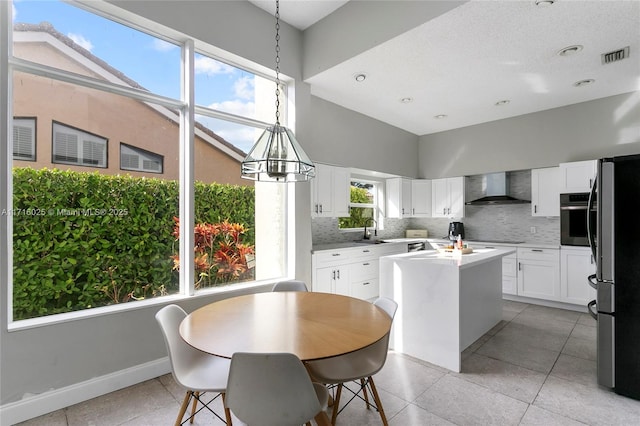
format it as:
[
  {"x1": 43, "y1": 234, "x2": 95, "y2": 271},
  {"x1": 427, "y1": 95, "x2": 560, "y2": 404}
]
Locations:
[{"x1": 382, "y1": 247, "x2": 515, "y2": 270}]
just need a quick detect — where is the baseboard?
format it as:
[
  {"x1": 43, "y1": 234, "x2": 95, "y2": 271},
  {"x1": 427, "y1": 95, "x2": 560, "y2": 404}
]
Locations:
[
  {"x1": 0, "y1": 357, "x2": 171, "y2": 425},
  {"x1": 503, "y1": 294, "x2": 588, "y2": 313}
]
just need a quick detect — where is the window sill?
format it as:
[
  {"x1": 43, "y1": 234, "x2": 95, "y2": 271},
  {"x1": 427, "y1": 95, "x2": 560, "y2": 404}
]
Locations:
[{"x1": 7, "y1": 280, "x2": 277, "y2": 333}]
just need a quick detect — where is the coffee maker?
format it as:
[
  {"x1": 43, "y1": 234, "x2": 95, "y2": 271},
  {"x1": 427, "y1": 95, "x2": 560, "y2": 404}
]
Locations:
[{"x1": 448, "y1": 221, "x2": 465, "y2": 242}]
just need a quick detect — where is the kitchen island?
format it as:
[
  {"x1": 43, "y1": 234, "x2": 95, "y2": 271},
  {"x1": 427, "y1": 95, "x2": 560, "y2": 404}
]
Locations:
[{"x1": 379, "y1": 247, "x2": 515, "y2": 372}]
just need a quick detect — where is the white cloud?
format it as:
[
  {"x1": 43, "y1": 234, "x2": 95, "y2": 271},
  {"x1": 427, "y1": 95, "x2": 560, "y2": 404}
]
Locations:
[
  {"x1": 195, "y1": 56, "x2": 235, "y2": 75},
  {"x1": 208, "y1": 100, "x2": 256, "y2": 118},
  {"x1": 67, "y1": 33, "x2": 94, "y2": 52},
  {"x1": 152, "y1": 39, "x2": 177, "y2": 52},
  {"x1": 233, "y1": 76, "x2": 255, "y2": 100}
]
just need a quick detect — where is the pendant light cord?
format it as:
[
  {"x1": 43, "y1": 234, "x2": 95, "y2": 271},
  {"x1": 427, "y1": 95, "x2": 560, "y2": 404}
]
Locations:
[{"x1": 274, "y1": 0, "x2": 281, "y2": 125}]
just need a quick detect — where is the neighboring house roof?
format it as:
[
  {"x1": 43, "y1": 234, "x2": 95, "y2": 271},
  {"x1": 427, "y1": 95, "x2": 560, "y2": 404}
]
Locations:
[{"x1": 13, "y1": 21, "x2": 249, "y2": 161}]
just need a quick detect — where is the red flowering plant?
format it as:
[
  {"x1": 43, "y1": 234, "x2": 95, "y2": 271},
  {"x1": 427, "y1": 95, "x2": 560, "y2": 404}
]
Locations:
[{"x1": 170, "y1": 217, "x2": 255, "y2": 288}]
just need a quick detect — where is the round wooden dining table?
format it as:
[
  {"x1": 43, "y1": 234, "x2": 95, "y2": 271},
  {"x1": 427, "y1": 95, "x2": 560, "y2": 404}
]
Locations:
[{"x1": 179, "y1": 291, "x2": 392, "y2": 361}]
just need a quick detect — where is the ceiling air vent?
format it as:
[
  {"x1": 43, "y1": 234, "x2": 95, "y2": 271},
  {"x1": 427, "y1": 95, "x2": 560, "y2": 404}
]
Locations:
[{"x1": 601, "y1": 46, "x2": 630, "y2": 64}]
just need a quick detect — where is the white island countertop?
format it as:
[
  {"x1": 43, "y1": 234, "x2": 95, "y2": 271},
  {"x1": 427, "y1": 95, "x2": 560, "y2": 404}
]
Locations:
[
  {"x1": 383, "y1": 247, "x2": 515, "y2": 269},
  {"x1": 380, "y1": 247, "x2": 514, "y2": 372}
]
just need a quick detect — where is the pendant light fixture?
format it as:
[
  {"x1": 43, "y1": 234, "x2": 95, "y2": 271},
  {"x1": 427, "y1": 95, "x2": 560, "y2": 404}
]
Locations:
[{"x1": 241, "y1": 0, "x2": 315, "y2": 182}]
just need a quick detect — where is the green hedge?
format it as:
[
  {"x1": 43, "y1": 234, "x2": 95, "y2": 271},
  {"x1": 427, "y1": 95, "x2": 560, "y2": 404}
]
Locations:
[{"x1": 12, "y1": 168, "x2": 254, "y2": 320}]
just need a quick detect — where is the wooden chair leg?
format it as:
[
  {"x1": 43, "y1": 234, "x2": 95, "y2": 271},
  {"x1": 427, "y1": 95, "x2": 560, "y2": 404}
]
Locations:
[
  {"x1": 360, "y1": 378, "x2": 371, "y2": 409},
  {"x1": 175, "y1": 391, "x2": 192, "y2": 426},
  {"x1": 189, "y1": 391, "x2": 199, "y2": 424},
  {"x1": 314, "y1": 410, "x2": 332, "y2": 426},
  {"x1": 221, "y1": 393, "x2": 233, "y2": 425},
  {"x1": 331, "y1": 383, "x2": 343, "y2": 425},
  {"x1": 367, "y1": 377, "x2": 389, "y2": 426}
]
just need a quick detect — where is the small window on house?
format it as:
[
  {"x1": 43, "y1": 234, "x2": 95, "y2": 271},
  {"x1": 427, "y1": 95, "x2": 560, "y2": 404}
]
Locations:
[
  {"x1": 13, "y1": 117, "x2": 36, "y2": 161},
  {"x1": 52, "y1": 122, "x2": 107, "y2": 168},
  {"x1": 338, "y1": 180, "x2": 379, "y2": 230},
  {"x1": 120, "y1": 143, "x2": 163, "y2": 174}
]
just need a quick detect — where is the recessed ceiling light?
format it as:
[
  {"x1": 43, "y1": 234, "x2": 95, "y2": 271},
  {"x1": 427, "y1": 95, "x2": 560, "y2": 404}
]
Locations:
[
  {"x1": 495, "y1": 100, "x2": 511, "y2": 106},
  {"x1": 558, "y1": 45, "x2": 584, "y2": 57},
  {"x1": 400, "y1": 97, "x2": 413, "y2": 103},
  {"x1": 574, "y1": 79, "x2": 595, "y2": 87},
  {"x1": 354, "y1": 73, "x2": 367, "y2": 82},
  {"x1": 535, "y1": 0, "x2": 556, "y2": 6},
  {"x1": 434, "y1": 114, "x2": 447, "y2": 119}
]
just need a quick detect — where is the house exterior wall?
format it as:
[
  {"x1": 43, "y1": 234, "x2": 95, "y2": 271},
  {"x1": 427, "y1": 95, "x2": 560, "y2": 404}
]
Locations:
[{"x1": 13, "y1": 40, "x2": 248, "y2": 186}]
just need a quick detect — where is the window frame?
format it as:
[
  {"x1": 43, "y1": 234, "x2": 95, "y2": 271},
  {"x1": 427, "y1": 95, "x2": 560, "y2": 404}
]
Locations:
[
  {"x1": 12, "y1": 116, "x2": 37, "y2": 161},
  {"x1": 339, "y1": 178, "x2": 382, "y2": 231},
  {"x1": 119, "y1": 142, "x2": 164, "y2": 174},
  {"x1": 4, "y1": 0, "x2": 295, "y2": 329}
]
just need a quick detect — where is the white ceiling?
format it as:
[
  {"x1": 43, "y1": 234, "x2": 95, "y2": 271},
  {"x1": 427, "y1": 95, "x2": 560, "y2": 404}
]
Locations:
[
  {"x1": 248, "y1": 0, "x2": 349, "y2": 30},
  {"x1": 254, "y1": 0, "x2": 640, "y2": 136}
]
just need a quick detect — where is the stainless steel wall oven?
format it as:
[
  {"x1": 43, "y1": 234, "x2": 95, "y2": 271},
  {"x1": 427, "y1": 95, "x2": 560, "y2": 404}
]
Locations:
[{"x1": 560, "y1": 192, "x2": 596, "y2": 246}]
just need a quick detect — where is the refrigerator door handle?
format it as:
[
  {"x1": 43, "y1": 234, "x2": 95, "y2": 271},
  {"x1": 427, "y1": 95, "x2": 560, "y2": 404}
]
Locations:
[
  {"x1": 587, "y1": 299, "x2": 598, "y2": 320},
  {"x1": 588, "y1": 274, "x2": 598, "y2": 290},
  {"x1": 587, "y1": 175, "x2": 597, "y2": 262}
]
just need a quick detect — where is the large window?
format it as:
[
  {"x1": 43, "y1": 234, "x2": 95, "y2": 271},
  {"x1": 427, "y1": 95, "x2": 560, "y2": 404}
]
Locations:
[{"x1": 6, "y1": 0, "x2": 290, "y2": 323}]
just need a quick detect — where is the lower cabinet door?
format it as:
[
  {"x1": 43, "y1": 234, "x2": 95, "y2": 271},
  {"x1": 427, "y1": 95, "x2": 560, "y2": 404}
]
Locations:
[
  {"x1": 517, "y1": 259, "x2": 560, "y2": 301},
  {"x1": 351, "y1": 278, "x2": 379, "y2": 301}
]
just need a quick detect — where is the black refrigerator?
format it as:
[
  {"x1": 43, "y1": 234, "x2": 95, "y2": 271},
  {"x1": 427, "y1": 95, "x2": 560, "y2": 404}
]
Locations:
[{"x1": 588, "y1": 153, "x2": 640, "y2": 400}]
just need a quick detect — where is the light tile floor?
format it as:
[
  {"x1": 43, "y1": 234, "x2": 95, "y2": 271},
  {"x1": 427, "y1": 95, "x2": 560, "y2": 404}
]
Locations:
[{"x1": 17, "y1": 300, "x2": 640, "y2": 426}]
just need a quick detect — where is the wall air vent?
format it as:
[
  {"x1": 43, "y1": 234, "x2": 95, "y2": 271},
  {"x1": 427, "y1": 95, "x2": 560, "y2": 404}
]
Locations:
[{"x1": 601, "y1": 46, "x2": 630, "y2": 64}]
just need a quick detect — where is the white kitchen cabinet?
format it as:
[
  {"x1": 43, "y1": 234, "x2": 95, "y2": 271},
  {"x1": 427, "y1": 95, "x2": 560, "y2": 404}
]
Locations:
[
  {"x1": 411, "y1": 179, "x2": 432, "y2": 217},
  {"x1": 312, "y1": 243, "x2": 406, "y2": 300},
  {"x1": 560, "y1": 246, "x2": 596, "y2": 306},
  {"x1": 559, "y1": 160, "x2": 597, "y2": 193},
  {"x1": 311, "y1": 163, "x2": 349, "y2": 218},
  {"x1": 431, "y1": 177, "x2": 464, "y2": 218},
  {"x1": 314, "y1": 265, "x2": 349, "y2": 295},
  {"x1": 386, "y1": 177, "x2": 412, "y2": 218},
  {"x1": 517, "y1": 247, "x2": 560, "y2": 301},
  {"x1": 531, "y1": 167, "x2": 560, "y2": 217}
]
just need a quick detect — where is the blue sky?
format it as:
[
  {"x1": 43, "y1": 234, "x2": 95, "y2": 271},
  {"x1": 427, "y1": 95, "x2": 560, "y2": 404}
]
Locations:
[{"x1": 12, "y1": 0, "x2": 264, "y2": 152}]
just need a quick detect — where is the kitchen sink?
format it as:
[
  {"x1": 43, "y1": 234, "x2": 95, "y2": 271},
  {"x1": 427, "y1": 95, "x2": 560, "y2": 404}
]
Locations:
[{"x1": 353, "y1": 239, "x2": 387, "y2": 245}]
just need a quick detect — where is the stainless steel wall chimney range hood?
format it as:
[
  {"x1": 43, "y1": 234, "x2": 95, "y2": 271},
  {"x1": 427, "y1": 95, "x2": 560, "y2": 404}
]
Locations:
[{"x1": 465, "y1": 172, "x2": 531, "y2": 205}]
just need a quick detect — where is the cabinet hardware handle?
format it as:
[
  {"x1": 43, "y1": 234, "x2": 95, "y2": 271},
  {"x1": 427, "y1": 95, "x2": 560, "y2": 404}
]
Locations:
[
  {"x1": 518, "y1": 262, "x2": 522, "y2": 271},
  {"x1": 485, "y1": 246, "x2": 495, "y2": 249},
  {"x1": 315, "y1": 204, "x2": 318, "y2": 213},
  {"x1": 332, "y1": 270, "x2": 336, "y2": 280},
  {"x1": 443, "y1": 208, "x2": 446, "y2": 215},
  {"x1": 363, "y1": 250, "x2": 370, "y2": 253},
  {"x1": 363, "y1": 282, "x2": 371, "y2": 286},
  {"x1": 589, "y1": 178, "x2": 593, "y2": 188},
  {"x1": 337, "y1": 270, "x2": 340, "y2": 279},
  {"x1": 402, "y1": 208, "x2": 405, "y2": 214},
  {"x1": 412, "y1": 208, "x2": 415, "y2": 214},
  {"x1": 532, "y1": 249, "x2": 543, "y2": 252},
  {"x1": 332, "y1": 253, "x2": 341, "y2": 256},
  {"x1": 534, "y1": 205, "x2": 538, "y2": 213},
  {"x1": 363, "y1": 262, "x2": 370, "y2": 266},
  {"x1": 320, "y1": 204, "x2": 323, "y2": 214}
]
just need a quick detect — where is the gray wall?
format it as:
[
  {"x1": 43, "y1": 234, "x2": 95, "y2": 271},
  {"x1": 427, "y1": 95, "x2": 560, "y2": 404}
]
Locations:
[
  {"x1": 419, "y1": 92, "x2": 640, "y2": 178},
  {"x1": 306, "y1": 96, "x2": 419, "y2": 176}
]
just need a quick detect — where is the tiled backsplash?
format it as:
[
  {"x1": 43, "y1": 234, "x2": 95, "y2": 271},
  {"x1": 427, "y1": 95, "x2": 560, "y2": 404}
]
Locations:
[{"x1": 312, "y1": 170, "x2": 560, "y2": 246}]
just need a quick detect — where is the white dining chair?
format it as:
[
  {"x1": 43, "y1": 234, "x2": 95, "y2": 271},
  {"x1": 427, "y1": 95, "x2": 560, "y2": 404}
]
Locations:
[
  {"x1": 305, "y1": 297, "x2": 398, "y2": 426},
  {"x1": 225, "y1": 352, "x2": 330, "y2": 426},
  {"x1": 271, "y1": 279, "x2": 308, "y2": 292},
  {"x1": 155, "y1": 304, "x2": 232, "y2": 426}
]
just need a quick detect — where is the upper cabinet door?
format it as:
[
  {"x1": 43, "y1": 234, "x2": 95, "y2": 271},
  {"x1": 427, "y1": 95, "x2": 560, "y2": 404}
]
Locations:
[
  {"x1": 431, "y1": 178, "x2": 449, "y2": 218},
  {"x1": 311, "y1": 163, "x2": 333, "y2": 217},
  {"x1": 559, "y1": 160, "x2": 597, "y2": 193},
  {"x1": 411, "y1": 179, "x2": 432, "y2": 217},
  {"x1": 448, "y1": 177, "x2": 465, "y2": 218},
  {"x1": 531, "y1": 167, "x2": 560, "y2": 216},
  {"x1": 432, "y1": 177, "x2": 464, "y2": 218},
  {"x1": 386, "y1": 177, "x2": 412, "y2": 218},
  {"x1": 332, "y1": 167, "x2": 350, "y2": 218}
]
